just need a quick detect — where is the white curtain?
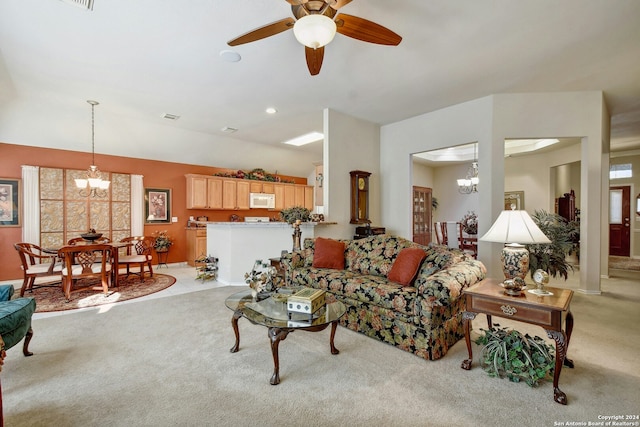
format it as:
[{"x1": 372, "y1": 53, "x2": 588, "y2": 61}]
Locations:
[
  {"x1": 21, "y1": 165, "x2": 40, "y2": 243},
  {"x1": 131, "y1": 174, "x2": 144, "y2": 235}
]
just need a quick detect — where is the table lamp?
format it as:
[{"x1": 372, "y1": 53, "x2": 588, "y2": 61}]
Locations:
[{"x1": 480, "y1": 207, "x2": 551, "y2": 295}]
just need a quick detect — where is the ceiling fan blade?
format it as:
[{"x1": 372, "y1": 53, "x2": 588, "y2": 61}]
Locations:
[
  {"x1": 227, "y1": 18, "x2": 295, "y2": 46},
  {"x1": 328, "y1": 0, "x2": 353, "y2": 10},
  {"x1": 305, "y1": 46, "x2": 324, "y2": 76},
  {"x1": 285, "y1": 0, "x2": 309, "y2": 5},
  {"x1": 335, "y1": 13, "x2": 402, "y2": 46}
]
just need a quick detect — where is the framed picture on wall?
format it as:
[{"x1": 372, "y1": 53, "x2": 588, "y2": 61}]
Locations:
[
  {"x1": 145, "y1": 188, "x2": 171, "y2": 224},
  {"x1": 0, "y1": 178, "x2": 21, "y2": 227},
  {"x1": 504, "y1": 191, "x2": 525, "y2": 210}
]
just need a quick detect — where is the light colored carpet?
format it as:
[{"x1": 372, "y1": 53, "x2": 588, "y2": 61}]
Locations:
[{"x1": 3, "y1": 271, "x2": 639, "y2": 427}]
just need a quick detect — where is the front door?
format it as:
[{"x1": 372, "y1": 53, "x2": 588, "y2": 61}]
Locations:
[{"x1": 609, "y1": 186, "x2": 631, "y2": 256}]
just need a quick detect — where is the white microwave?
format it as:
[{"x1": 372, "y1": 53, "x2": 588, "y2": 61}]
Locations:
[{"x1": 249, "y1": 193, "x2": 275, "y2": 209}]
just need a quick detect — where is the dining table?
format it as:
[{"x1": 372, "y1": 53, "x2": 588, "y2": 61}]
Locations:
[{"x1": 44, "y1": 241, "x2": 133, "y2": 288}]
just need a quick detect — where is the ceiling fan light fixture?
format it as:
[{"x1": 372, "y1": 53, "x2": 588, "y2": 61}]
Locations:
[{"x1": 293, "y1": 14, "x2": 336, "y2": 49}]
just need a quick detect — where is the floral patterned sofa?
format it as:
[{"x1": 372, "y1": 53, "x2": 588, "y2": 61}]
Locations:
[{"x1": 281, "y1": 234, "x2": 486, "y2": 360}]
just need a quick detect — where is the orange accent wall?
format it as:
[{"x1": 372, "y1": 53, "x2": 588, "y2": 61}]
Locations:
[{"x1": 0, "y1": 142, "x2": 307, "y2": 281}]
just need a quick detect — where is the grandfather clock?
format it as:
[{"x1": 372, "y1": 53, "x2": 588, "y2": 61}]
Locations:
[{"x1": 350, "y1": 170, "x2": 371, "y2": 224}]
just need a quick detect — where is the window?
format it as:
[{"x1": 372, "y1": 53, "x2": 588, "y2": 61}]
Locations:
[{"x1": 610, "y1": 163, "x2": 632, "y2": 179}]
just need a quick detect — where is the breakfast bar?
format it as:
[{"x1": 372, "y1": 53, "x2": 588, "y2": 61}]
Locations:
[{"x1": 206, "y1": 221, "x2": 317, "y2": 285}]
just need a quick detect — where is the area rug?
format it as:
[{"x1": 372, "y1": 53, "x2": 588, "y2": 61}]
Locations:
[
  {"x1": 609, "y1": 256, "x2": 640, "y2": 271},
  {"x1": 22, "y1": 273, "x2": 176, "y2": 313}
]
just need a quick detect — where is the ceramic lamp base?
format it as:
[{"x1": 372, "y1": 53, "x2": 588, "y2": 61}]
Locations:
[{"x1": 501, "y1": 243, "x2": 529, "y2": 281}]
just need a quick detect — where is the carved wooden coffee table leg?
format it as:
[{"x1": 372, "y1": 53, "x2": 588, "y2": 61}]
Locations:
[
  {"x1": 268, "y1": 328, "x2": 291, "y2": 385},
  {"x1": 329, "y1": 321, "x2": 340, "y2": 355},
  {"x1": 230, "y1": 311, "x2": 242, "y2": 353},
  {"x1": 461, "y1": 311, "x2": 476, "y2": 370}
]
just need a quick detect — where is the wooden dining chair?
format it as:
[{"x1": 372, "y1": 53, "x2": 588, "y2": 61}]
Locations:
[
  {"x1": 57, "y1": 244, "x2": 112, "y2": 301},
  {"x1": 14, "y1": 243, "x2": 63, "y2": 297},
  {"x1": 433, "y1": 222, "x2": 448, "y2": 245},
  {"x1": 118, "y1": 236, "x2": 155, "y2": 282}
]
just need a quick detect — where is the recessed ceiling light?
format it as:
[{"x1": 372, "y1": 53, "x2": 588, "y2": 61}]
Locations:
[
  {"x1": 282, "y1": 131, "x2": 324, "y2": 146},
  {"x1": 266, "y1": 107, "x2": 277, "y2": 114},
  {"x1": 219, "y1": 50, "x2": 241, "y2": 63}
]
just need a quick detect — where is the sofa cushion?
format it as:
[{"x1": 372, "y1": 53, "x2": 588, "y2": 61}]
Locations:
[
  {"x1": 312, "y1": 238, "x2": 345, "y2": 269},
  {"x1": 289, "y1": 267, "x2": 417, "y2": 318},
  {"x1": 346, "y1": 235, "x2": 418, "y2": 277},
  {"x1": 388, "y1": 248, "x2": 427, "y2": 286}
]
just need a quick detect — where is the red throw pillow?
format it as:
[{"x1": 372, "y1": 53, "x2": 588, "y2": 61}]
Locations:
[
  {"x1": 312, "y1": 238, "x2": 345, "y2": 270},
  {"x1": 388, "y1": 248, "x2": 427, "y2": 286}
]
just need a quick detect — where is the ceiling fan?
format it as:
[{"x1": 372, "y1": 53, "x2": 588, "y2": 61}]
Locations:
[{"x1": 227, "y1": 0, "x2": 402, "y2": 76}]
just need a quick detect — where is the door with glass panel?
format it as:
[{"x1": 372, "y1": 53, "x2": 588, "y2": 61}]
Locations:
[{"x1": 609, "y1": 186, "x2": 630, "y2": 256}]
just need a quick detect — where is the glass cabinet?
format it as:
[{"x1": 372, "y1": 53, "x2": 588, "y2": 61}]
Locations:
[{"x1": 412, "y1": 186, "x2": 432, "y2": 245}]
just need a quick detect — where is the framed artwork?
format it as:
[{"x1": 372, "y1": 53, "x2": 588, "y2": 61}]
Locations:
[
  {"x1": 145, "y1": 188, "x2": 171, "y2": 224},
  {"x1": 504, "y1": 191, "x2": 525, "y2": 210},
  {"x1": 0, "y1": 178, "x2": 21, "y2": 227}
]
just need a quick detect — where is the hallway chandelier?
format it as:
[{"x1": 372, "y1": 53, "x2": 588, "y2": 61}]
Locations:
[
  {"x1": 75, "y1": 100, "x2": 110, "y2": 197},
  {"x1": 457, "y1": 143, "x2": 479, "y2": 194}
]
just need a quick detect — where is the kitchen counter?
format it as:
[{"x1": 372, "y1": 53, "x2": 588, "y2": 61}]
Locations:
[{"x1": 206, "y1": 221, "x2": 317, "y2": 285}]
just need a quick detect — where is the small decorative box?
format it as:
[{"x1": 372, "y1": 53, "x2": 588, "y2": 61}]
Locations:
[{"x1": 287, "y1": 288, "x2": 325, "y2": 319}]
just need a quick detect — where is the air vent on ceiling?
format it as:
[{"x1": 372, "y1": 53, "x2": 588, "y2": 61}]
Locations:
[
  {"x1": 221, "y1": 126, "x2": 238, "y2": 133},
  {"x1": 60, "y1": 0, "x2": 94, "y2": 11},
  {"x1": 162, "y1": 113, "x2": 180, "y2": 121}
]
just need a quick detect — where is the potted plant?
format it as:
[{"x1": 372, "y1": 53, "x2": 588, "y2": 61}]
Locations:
[
  {"x1": 279, "y1": 206, "x2": 311, "y2": 251},
  {"x1": 279, "y1": 206, "x2": 311, "y2": 224},
  {"x1": 152, "y1": 230, "x2": 173, "y2": 252},
  {"x1": 460, "y1": 211, "x2": 478, "y2": 235},
  {"x1": 475, "y1": 324, "x2": 555, "y2": 387},
  {"x1": 526, "y1": 210, "x2": 574, "y2": 280}
]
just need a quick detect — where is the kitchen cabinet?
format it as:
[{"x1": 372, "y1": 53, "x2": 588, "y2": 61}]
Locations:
[
  {"x1": 186, "y1": 173, "x2": 310, "y2": 211},
  {"x1": 236, "y1": 180, "x2": 250, "y2": 210},
  {"x1": 222, "y1": 179, "x2": 250, "y2": 210},
  {"x1": 262, "y1": 183, "x2": 275, "y2": 194},
  {"x1": 186, "y1": 228, "x2": 207, "y2": 266},
  {"x1": 250, "y1": 182, "x2": 263, "y2": 193},
  {"x1": 186, "y1": 174, "x2": 222, "y2": 209}
]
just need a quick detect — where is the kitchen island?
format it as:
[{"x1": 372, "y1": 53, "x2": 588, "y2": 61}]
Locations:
[{"x1": 206, "y1": 222, "x2": 317, "y2": 285}]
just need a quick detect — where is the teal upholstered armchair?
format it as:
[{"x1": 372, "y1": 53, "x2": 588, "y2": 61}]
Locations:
[{"x1": 0, "y1": 285, "x2": 35, "y2": 357}]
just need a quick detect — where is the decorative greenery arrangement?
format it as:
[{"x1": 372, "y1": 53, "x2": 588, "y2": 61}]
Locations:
[
  {"x1": 460, "y1": 211, "x2": 478, "y2": 235},
  {"x1": 475, "y1": 325, "x2": 555, "y2": 387},
  {"x1": 213, "y1": 168, "x2": 294, "y2": 183},
  {"x1": 152, "y1": 230, "x2": 173, "y2": 251},
  {"x1": 431, "y1": 197, "x2": 439, "y2": 211},
  {"x1": 526, "y1": 209, "x2": 574, "y2": 280},
  {"x1": 244, "y1": 260, "x2": 278, "y2": 293},
  {"x1": 279, "y1": 206, "x2": 311, "y2": 224}
]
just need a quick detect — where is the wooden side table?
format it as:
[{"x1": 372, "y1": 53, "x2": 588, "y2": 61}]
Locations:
[{"x1": 461, "y1": 278, "x2": 574, "y2": 404}]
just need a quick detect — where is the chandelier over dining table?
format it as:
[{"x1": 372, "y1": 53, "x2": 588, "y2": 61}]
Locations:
[
  {"x1": 457, "y1": 143, "x2": 479, "y2": 194},
  {"x1": 75, "y1": 100, "x2": 110, "y2": 197}
]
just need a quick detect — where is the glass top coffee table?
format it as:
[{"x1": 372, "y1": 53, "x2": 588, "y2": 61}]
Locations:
[{"x1": 225, "y1": 288, "x2": 346, "y2": 385}]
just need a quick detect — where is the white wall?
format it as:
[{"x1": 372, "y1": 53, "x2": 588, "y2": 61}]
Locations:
[
  {"x1": 493, "y1": 92, "x2": 608, "y2": 294},
  {"x1": 380, "y1": 92, "x2": 609, "y2": 294},
  {"x1": 321, "y1": 108, "x2": 380, "y2": 239},
  {"x1": 380, "y1": 96, "x2": 494, "y2": 240}
]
